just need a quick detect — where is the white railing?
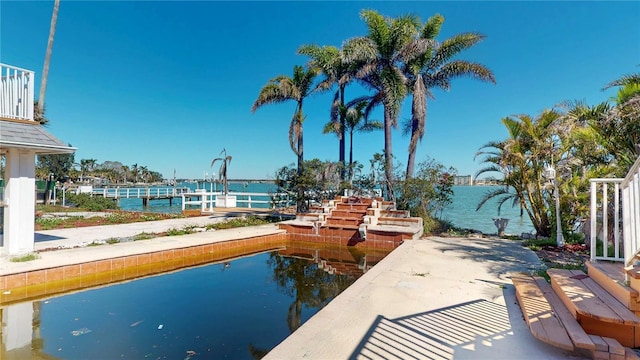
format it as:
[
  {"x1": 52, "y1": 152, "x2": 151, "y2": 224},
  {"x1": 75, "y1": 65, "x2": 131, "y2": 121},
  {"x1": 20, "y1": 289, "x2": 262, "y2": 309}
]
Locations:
[
  {"x1": 590, "y1": 156, "x2": 640, "y2": 265},
  {"x1": 91, "y1": 187, "x2": 192, "y2": 199},
  {"x1": 590, "y1": 179, "x2": 623, "y2": 262},
  {"x1": 622, "y1": 158, "x2": 640, "y2": 267},
  {"x1": 181, "y1": 191, "x2": 292, "y2": 211},
  {"x1": 0, "y1": 63, "x2": 34, "y2": 121}
]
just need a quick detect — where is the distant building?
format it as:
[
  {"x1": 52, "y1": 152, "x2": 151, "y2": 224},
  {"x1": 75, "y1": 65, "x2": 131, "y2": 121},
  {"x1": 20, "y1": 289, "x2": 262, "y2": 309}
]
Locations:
[
  {"x1": 474, "y1": 178, "x2": 501, "y2": 186},
  {"x1": 453, "y1": 175, "x2": 473, "y2": 186}
]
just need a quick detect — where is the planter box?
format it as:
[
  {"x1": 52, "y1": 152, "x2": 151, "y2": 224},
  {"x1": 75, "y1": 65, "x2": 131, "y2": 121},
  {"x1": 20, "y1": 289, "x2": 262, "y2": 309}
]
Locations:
[{"x1": 216, "y1": 195, "x2": 237, "y2": 208}]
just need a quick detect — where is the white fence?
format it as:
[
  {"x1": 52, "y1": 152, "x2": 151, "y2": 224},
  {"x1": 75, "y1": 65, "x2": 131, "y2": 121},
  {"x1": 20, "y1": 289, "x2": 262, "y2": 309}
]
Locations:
[
  {"x1": 0, "y1": 63, "x2": 34, "y2": 121},
  {"x1": 181, "y1": 191, "x2": 291, "y2": 212},
  {"x1": 90, "y1": 187, "x2": 191, "y2": 199},
  {"x1": 590, "y1": 156, "x2": 640, "y2": 266}
]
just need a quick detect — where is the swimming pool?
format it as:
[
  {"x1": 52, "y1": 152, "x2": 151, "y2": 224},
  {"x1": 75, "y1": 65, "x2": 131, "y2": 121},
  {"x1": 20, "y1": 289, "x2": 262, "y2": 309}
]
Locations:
[{"x1": 1, "y1": 242, "x2": 391, "y2": 359}]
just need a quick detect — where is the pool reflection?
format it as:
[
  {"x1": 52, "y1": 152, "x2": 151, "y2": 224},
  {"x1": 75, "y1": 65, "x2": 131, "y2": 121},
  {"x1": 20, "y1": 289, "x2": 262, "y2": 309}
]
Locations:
[{"x1": 1, "y1": 242, "x2": 391, "y2": 359}]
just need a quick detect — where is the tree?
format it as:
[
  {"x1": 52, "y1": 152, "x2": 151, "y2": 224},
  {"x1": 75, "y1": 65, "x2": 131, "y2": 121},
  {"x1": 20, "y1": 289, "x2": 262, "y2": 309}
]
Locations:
[
  {"x1": 404, "y1": 14, "x2": 495, "y2": 178},
  {"x1": 396, "y1": 157, "x2": 456, "y2": 230},
  {"x1": 325, "y1": 101, "x2": 382, "y2": 182},
  {"x1": 79, "y1": 158, "x2": 97, "y2": 182},
  {"x1": 475, "y1": 111, "x2": 561, "y2": 237},
  {"x1": 274, "y1": 159, "x2": 343, "y2": 213},
  {"x1": 342, "y1": 10, "x2": 422, "y2": 200},
  {"x1": 298, "y1": 44, "x2": 355, "y2": 179},
  {"x1": 252, "y1": 65, "x2": 319, "y2": 176},
  {"x1": 211, "y1": 148, "x2": 232, "y2": 195},
  {"x1": 33, "y1": 100, "x2": 48, "y2": 125},
  {"x1": 38, "y1": 0, "x2": 60, "y2": 113},
  {"x1": 37, "y1": 148, "x2": 74, "y2": 204},
  {"x1": 601, "y1": 71, "x2": 640, "y2": 171}
]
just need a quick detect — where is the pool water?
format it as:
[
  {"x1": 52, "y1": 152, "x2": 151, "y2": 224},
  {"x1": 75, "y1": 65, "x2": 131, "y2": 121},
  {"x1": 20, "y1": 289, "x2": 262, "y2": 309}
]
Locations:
[{"x1": 1, "y1": 244, "x2": 390, "y2": 359}]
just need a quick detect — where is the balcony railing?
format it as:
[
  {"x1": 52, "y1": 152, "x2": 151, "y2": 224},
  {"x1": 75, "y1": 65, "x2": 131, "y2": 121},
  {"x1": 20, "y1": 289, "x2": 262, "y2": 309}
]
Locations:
[
  {"x1": 590, "y1": 156, "x2": 640, "y2": 266},
  {"x1": 0, "y1": 63, "x2": 35, "y2": 121}
]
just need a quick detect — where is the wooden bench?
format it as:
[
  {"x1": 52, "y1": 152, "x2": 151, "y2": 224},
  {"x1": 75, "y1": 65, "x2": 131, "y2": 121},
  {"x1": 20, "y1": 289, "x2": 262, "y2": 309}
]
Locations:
[
  {"x1": 548, "y1": 268, "x2": 640, "y2": 349},
  {"x1": 513, "y1": 275, "x2": 637, "y2": 359}
]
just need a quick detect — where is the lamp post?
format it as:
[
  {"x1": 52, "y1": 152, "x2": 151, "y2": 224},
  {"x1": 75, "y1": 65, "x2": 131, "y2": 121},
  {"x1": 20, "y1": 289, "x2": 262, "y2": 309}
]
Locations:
[{"x1": 544, "y1": 165, "x2": 564, "y2": 247}]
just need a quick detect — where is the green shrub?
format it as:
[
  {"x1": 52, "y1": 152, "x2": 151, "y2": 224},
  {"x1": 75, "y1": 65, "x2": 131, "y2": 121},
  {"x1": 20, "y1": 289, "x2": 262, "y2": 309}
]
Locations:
[
  {"x1": 35, "y1": 217, "x2": 65, "y2": 230},
  {"x1": 66, "y1": 193, "x2": 118, "y2": 211},
  {"x1": 166, "y1": 226, "x2": 196, "y2": 236},
  {"x1": 10, "y1": 253, "x2": 40, "y2": 262},
  {"x1": 593, "y1": 238, "x2": 618, "y2": 258},
  {"x1": 106, "y1": 212, "x2": 130, "y2": 224},
  {"x1": 523, "y1": 238, "x2": 556, "y2": 251},
  {"x1": 106, "y1": 238, "x2": 120, "y2": 244},
  {"x1": 206, "y1": 216, "x2": 269, "y2": 230},
  {"x1": 564, "y1": 232, "x2": 585, "y2": 245},
  {"x1": 133, "y1": 232, "x2": 155, "y2": 241}
]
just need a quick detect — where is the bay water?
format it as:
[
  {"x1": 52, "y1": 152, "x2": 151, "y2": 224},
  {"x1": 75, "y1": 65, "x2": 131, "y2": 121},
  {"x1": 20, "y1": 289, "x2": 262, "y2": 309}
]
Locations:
[{"x1": 116, "y1": 182, "x2": 534, "y2": 235}]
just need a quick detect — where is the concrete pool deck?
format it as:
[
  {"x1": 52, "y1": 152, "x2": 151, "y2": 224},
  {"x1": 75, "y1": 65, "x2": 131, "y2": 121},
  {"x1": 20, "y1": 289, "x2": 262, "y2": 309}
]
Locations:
[{"x1": 0, "y1": 218, "x2": 585, "y2": 359}]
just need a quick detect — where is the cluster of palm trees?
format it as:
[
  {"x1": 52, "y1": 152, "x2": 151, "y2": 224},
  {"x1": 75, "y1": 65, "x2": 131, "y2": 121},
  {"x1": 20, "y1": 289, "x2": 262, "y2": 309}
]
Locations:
[
  {"x1": 73, "y1": 159, "x2": 163, "y2": 184},
  {"x1": 475, "y1": 71, "x2": 640, "y2": 238},
  {"x1": 253, "y1": 10, "x2": 495, "y2": 199}
]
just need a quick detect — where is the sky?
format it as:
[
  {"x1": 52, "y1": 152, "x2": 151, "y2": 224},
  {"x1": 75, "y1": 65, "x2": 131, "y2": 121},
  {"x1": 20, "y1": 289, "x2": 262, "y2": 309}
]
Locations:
[{"x1": 1, "y1": 1, "x2": 638, "y2": 181}]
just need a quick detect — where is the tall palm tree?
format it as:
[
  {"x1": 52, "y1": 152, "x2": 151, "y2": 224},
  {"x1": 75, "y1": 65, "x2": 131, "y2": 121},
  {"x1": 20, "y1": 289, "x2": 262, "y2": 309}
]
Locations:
[
  {"x1": 325, "y1": 101, "x2": 382, "y2": 181},
  {"x1": 39, "y1": 0, "x2": 60, "y2": 113},
  {"x1": 342, "y1": 10, "x2": 423, "y2": 199},
  {"x1": 298, "y1": 44, "x2": 354, "y2": 178},
  {"x1": 404, "y1": 14, "x2": 496, "y2": 178},
  {"x1": 252, "y1": 65, "x2": 319, "y2": 175}
]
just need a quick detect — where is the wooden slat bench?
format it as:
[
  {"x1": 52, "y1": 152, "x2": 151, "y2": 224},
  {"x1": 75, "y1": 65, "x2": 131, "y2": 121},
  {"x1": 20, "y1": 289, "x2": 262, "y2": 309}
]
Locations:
[
  {"x1": 548, "y1": 269, "x2": 640, "y2": 348},
  {"x1": 513, "y1": 275, "x2": 637, "y2": 359}
]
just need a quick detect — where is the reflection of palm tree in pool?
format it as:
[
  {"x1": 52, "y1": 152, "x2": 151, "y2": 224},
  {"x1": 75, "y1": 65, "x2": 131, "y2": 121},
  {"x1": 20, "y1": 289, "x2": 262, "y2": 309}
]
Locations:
[
  {"x1": 248, "y1": 344, "x2": 269, "y2": 359},
  {"x1": 267, "y1": 253, "x2": 353, "y2": 332}
]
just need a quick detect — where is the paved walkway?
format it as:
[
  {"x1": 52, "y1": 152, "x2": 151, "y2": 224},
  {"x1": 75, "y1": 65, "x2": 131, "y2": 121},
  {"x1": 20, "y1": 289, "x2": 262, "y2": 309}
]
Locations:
[{"x1": 0, "y1": 218, "x2": 586, "y2": 359}]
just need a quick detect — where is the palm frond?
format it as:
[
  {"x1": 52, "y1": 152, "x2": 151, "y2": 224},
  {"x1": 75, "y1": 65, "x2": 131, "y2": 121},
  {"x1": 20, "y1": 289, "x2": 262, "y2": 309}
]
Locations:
[{"x1": 603, "y1": 72, "x2": 640, "y2": 90}]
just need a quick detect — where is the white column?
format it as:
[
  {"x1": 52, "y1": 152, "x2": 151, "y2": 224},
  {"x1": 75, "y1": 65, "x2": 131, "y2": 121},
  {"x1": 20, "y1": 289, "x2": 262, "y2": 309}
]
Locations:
[{"x1": 3, "y1": 148, "x2": 36, "y2": 255}]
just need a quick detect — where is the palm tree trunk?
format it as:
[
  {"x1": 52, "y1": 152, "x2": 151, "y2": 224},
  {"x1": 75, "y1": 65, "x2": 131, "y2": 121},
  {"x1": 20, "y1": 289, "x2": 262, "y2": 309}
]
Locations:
[
  {"x1": 39, "y1": 0, "x2": 60, "y2": 111},
  {"x1": 296, "y1": 105, "x2": 305, "y2": 212},
  {"x1": 383, "y1": 107, "x2": 394, "y2": 201},
  {"x1": 349, "y1": 130, "x2": 354, "y2": 170},
  {"x1": 406, "y1": 148, "x2": 417, "y2": 180},
  {"x1": 339, "y1": 85, "x2": 346, "y2": 179},
  {"x1": 406, "y1": 75, "x2": 426, "y2": 179},
  {"x1": 296, "y1": 105, "x2": 304, "y2": 175}
]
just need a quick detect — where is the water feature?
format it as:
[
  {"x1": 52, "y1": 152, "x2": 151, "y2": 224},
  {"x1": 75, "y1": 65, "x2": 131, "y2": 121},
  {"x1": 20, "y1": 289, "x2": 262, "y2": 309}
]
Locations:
[{"x1": 0, "y1": 243, "x2": 390, "y2": 360}]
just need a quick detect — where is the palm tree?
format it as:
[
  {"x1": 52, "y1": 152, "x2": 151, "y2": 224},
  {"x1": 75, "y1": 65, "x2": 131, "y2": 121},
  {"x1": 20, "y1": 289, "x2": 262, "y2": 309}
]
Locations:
[
  {"x1": 602, "y1": 71, "x2": 640, "y2": 169},
  {"x1": 139, "y1": 165, "x2": 149, "y2": 183},
  {"x1": 211, "y1": 148, "x2": 232, "y2": 195},
  {"x1": 39, "y1": 0, "x2": 60, "y2": 113},
  {"x1": 33, "y1": 100, "x2": 48, "y2": 125},
  {"x1": 325, "y1": 101, "x2": 382, "y2": 182},
  {"x1": 342, "y1": 10, "x2": 422, "y2": 199},
  {"x1": 130, "y1": 163, "x2": 139, "y2": 183},
  {"x1": 298, "y1": 44, "x2": 355, "y2": 179},
  {"x1": 475, "y1": 110, "x2": 561, "y2": 237},
  {"x1": 252, "y1": 65, "x2": 319, "y2": 175},
  {"x1": 404, "y1": 14, "x2": 496, "y2": 178}
]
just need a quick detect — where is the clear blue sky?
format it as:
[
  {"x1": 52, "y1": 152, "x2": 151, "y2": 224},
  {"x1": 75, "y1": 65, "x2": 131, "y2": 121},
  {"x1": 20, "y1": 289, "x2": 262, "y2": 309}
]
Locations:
[{"x1": 2, "y1": 1, "x2": 638, "y2": 180}]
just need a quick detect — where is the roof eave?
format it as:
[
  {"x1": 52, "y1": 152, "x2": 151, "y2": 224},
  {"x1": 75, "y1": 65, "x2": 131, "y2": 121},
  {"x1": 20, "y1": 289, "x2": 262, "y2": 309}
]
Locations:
[{"x1": 0, "y1": 141, "x2": 77, "y2": 154}]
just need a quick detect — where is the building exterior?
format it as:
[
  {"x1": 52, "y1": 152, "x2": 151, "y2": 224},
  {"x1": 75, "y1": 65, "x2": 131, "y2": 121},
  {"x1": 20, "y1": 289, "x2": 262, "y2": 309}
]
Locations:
[
  {"x1": 453, "y1": 175, "x2": 474, "y2": 186},
  {"x1": 0, "y1": 63, "x2": 75, "y2": 255}
]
